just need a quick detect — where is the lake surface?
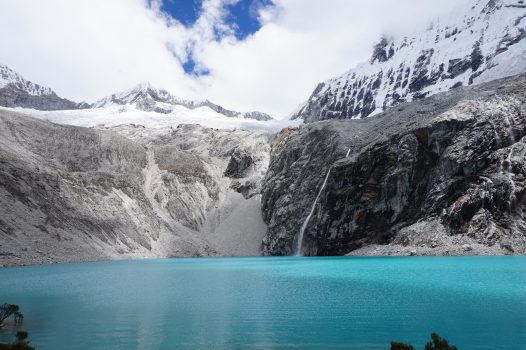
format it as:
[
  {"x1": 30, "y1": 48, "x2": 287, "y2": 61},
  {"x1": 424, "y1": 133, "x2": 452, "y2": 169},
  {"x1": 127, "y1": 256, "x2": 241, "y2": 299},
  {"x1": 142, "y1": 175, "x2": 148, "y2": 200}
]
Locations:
[{"x1": 0, "y1": 257, "x2": 525, "y2": 349}]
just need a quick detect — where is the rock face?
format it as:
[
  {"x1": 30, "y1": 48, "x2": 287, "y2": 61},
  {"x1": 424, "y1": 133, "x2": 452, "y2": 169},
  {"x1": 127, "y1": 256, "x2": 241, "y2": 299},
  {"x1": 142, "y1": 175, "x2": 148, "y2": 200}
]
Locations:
[
  {"x1": 0, "y1": 65, "x2": 80, "y2": 110},
  {"x1": 0, "y1": 111, "x2": 272, "y2": 266},
  {"x1": 242, "y1": 111, "x2": 274, "y2": 121},
  {"x1": 92, "y1": 82, "x2": 273, "y2": 121},
  {"x1": 224, "y1": 149, "x2": 254, "y2": 179},
  {"x1": 262, "y1": 73, "x2": 526, "y2": 256},
  {"x1": 292, "y1": 0, "x2": 526, "y2": 122},
  {"x1": 108, "y1": 123, "x2": 272, "y2": 200}
]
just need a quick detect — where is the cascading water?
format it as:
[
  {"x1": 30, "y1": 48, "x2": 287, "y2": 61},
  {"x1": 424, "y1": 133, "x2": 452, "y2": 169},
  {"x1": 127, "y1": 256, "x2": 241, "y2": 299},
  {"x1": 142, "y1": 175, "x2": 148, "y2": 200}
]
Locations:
[
  {"x1": 294, "y1": 149, "x2": 351, "y2": 256},
  {"x1": 294, "y1": 169, "x2": 332, "y2": 256},
  {"x1": 503, "y1": 147, "x2": 517, "y2": 210}
]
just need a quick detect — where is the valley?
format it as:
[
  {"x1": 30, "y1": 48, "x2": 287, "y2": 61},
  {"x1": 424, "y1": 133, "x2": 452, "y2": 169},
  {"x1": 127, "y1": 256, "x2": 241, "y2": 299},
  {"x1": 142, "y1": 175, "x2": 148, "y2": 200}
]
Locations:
[{"x1": 0, "y1": 0, "x2": 525, "y2": 266}]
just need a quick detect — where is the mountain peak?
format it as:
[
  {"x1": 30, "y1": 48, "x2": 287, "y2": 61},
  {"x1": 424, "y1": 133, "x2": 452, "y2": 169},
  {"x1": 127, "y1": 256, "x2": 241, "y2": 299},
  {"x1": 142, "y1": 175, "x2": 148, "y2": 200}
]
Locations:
[
  {"x1": 92, "y1": 83, "x2": 274, "y2": 121},
  {"x1": 292, "y1": 0, "x2": 526, "y2": 122},
  {"x1": 0, "y1": 66, "x2": 274, "y2": 121},
  {"x1": 0, "y1": 64, "x2": 54, "y2": 96},
  {"x1": 136, "y1": 81, "x2": 151, "y2": 91},
  {"x1": 0, "y1": 64, "x2": 80, "y2": 110}
]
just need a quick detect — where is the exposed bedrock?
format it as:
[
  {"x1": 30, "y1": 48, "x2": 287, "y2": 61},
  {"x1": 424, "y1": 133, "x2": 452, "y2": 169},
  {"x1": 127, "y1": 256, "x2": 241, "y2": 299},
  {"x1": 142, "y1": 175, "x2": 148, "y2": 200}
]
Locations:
[
  {"x1": 0, "y1": 113, "x2": 272, "y2": 266},
  {"x1": 224, "y1": 149, "x2": 254, "y2": 179},
  {"x1": 262, "y1": 73, "x2": 526, "y2": 256}
]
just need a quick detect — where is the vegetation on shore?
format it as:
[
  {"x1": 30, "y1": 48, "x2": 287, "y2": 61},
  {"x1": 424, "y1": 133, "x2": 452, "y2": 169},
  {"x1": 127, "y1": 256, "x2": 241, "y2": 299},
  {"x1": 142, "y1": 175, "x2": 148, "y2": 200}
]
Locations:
[
  {"x1": 0, "y1": 331, "x2": 35, "y2": 350},
  {"x1": 0, "y1": 305, "x2": 33, "y2": 349},
  {"x1": 0, "y1": 305, "x2": 23, "y2": 328},
  {"x1": 391, "y1": 333, "x2": 458, "y2": 350}
]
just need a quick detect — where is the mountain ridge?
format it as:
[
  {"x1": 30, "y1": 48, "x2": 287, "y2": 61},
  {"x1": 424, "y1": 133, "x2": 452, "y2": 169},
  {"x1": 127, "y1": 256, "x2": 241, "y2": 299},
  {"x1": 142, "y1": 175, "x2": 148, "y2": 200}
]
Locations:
[
  {"x1": 0, "y1": 64, "x2": 82, "y2": 110},
  {"x1": 292, "y1": 0, "x2": 526, "y2": 122},
  {"x1": 0, "y1": 65, "x2": 273, "y2": 121},
  {"x1": 92, "y1": 82, "x2": 273, "y2": 121}
]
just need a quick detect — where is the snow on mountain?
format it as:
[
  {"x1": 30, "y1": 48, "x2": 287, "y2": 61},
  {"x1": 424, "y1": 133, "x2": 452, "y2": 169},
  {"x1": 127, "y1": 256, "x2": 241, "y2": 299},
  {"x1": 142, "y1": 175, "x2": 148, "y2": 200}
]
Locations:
[
  {"x1": 0, "y1": 64, "x2": 81, "y2": 110},
  {"x1": 0, "y1": 64, "x2": 274, "y2": 123},
  {"x1": 92, "y1": 83, "x2": 274, "y2": 121},
  {"x1": 0, "y1": 64, "x2": 53, "y2": 96},
  {"x1": 0, "y1": 69, "x2": 286, "y2": 132},
  {"x1": 4, "y1": 104, "x2": 297, "y2": 133},
  {"x1": 92, "y1": 82, "x2": 179, "y2": 110},
  {"x1": 292, "y1": 0, "x2": 526, "y2": 122}
]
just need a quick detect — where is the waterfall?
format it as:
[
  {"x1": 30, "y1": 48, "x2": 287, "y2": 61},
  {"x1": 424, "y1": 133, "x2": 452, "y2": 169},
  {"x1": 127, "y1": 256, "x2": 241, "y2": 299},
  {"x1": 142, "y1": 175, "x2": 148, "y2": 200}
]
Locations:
[
  {"x1": 294, "y1": 149, "x2": 351, "y2": 256},
  {"x1": 504, "y1": 147, "x2": 516, "y2": 210},
  {"x1": 294, "y1": 169, "x2": 332, "y2": 256}
]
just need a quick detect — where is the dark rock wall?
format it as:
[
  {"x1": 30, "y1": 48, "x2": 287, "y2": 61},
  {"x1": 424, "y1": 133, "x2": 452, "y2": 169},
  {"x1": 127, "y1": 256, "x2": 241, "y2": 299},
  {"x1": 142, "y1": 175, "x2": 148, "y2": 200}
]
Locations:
[{"x1": 262, "y1": 74, "x2": 526, "y2": 255}]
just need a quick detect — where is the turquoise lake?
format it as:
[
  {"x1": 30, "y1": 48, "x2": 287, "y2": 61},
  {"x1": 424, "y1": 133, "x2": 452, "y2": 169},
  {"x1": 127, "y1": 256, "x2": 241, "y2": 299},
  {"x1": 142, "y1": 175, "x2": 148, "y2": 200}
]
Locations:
[{"x1": 0, "y1": 256, "x2": 525, "y2": 349}]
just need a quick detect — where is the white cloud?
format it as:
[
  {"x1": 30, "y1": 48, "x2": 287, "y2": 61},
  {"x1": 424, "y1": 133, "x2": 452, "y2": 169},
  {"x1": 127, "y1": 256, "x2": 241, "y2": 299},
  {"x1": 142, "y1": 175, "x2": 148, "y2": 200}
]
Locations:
[
  {"x1": 0, "y1": 0, "x2": 195, "y2": 101},
  {"x1": 0, "y1": 0, "x2": 470, "y2": 118}
]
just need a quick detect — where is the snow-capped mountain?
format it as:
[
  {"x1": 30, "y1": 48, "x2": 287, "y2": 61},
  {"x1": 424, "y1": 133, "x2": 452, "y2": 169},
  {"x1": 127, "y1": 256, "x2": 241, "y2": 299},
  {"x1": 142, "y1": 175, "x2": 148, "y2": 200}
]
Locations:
[
  {"x1": 0, "y1": 64, "x2": 53, "y2": 96},
  {"x1": 0, "y1": 65, "x2": 273, "y2": 121},
  {"x1": 92, "y1": 83, "x2": 273, "y2": 121},
  {"x1": 292, "y1": 0, "x2": 526, "y2": 122},
  {"x1": 0, "y1": 64, "x2": 80, "y2": 110}
]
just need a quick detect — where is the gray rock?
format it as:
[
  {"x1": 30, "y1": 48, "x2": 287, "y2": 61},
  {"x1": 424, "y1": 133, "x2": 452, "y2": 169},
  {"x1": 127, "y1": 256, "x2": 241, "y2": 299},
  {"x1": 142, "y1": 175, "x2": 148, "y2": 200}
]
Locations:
[
  {"x1": 0, "y1": 64, "x2": 84, "y2": 111},
  {"x1": 0, "y1": 112, "x2": 273, "y2": 266},
  {"x1": 262, "y1": 73, "x2": 526, "y2": 256},
  {"x1": 0, "y1": 86, "x2": 80, "y2": 110},
  {"x1": 500, "y1": 241, "x2": 514, "y2": 253},
  {"x1": 462, "y1": 244, "x2": 473, "y2": 252},
  {"x1": 224, "y1": 149, "x2": 254, "y2": 178},
  {"x1": 242, "y1": 111, "x2": 273, "y2": 121}
]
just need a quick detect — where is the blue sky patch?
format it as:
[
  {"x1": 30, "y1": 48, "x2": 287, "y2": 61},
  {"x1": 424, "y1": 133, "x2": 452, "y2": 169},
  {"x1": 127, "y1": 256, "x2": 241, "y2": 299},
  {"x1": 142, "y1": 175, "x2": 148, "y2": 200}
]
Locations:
[
  {"x1": 182, "y1": 55, "x2": 210, "y2": 76},
  {"x1": 161, "y1": 0, "x2": 202, "y2": 26},
  {"x1": 160, "y1": 0, "x2": 273, "y2": 76},
  {"x1": 182, "y1": 57, "x2": 197, "y2": 74},
  {"x1": 225, "y1": 0, "x2": 273, "y2": 40},
  {"x1": 161, "y1": 0, "x2": 271, "y2": 38}
]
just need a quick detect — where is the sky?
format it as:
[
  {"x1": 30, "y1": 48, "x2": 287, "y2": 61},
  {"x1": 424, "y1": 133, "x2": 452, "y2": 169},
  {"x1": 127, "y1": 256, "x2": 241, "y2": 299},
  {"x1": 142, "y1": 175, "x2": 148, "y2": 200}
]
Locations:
[{"x1": 0, "y1": 0, "x2": 467, "y2": 118}]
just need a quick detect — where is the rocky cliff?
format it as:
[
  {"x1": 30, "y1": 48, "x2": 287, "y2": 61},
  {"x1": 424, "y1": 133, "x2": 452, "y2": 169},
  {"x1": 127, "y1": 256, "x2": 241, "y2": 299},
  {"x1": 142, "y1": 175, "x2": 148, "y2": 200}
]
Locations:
[
  {"x1": 262, "y1": 73, "x2": 526, "y2": 256},
  {"x1": 292, "y1": 0, "x2": 526, "y2": 122},
  {"x1": 0, "y1": 111, "x2": 272, "y2": 266}
]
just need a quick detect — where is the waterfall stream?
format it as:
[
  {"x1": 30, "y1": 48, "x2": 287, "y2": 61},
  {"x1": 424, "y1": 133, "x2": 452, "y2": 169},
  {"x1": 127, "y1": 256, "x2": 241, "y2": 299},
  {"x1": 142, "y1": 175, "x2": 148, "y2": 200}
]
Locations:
[
  {"x1": 294, "y1": 169, "x2": 332, "y2": 256},
  {"x1": 295, "y1": 149, "x2": 351, "y2": 256}
]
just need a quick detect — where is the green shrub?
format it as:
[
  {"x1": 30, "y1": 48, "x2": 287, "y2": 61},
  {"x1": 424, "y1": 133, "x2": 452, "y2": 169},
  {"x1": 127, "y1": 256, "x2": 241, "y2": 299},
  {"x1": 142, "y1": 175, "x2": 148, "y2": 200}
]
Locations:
[
  {"x1": 391, "y1": 333, "x2": 457, "y2": 350},
  {"x1": 391, "y1": 341, "x2": 416, "y2": 350},
  {"x1": 0, "y1": 331, "x2": 35, "y2": 350},
  {"x1": 0, "y1": 304, "x2": 23, "y2": 326},
  {"x1": 424, "y1": 333, "x2": 458, "y2": 350}
]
